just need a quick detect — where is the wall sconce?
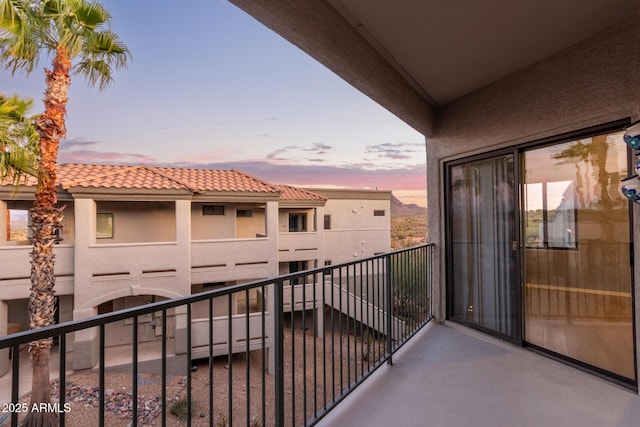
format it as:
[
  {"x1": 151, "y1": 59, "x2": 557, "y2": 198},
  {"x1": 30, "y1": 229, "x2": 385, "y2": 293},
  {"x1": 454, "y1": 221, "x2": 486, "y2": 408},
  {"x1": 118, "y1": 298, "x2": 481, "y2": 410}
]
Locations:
[
  {"x1": 622, "y1": 176, "x2": 640, "y2": 203},
  {"x1": 623, "y1": 120, "x2": 640, "y2": 149},
  {"x1": 621, "y1": 120, "x2": 640, "y2": 204}
]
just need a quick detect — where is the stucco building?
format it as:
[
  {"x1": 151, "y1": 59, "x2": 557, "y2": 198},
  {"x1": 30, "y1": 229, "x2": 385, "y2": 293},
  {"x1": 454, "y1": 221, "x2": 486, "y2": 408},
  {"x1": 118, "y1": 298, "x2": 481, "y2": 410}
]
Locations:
[{"x1": 0, "y1": 163, "x2": 390, "y2": 371}]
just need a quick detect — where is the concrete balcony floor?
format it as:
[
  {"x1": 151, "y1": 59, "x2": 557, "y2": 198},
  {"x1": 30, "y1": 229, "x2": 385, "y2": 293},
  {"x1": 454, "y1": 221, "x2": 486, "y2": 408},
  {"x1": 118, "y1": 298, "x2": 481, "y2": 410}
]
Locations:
[{"x1": 318, "y1": 322, "x2": 640, "y2": 427}]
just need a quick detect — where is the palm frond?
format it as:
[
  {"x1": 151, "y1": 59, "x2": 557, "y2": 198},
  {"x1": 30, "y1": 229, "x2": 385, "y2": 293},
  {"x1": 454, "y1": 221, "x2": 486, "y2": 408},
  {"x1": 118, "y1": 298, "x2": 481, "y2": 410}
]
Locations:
[
  {"x1": 0, "y1": 93, "x2": 39, "y2": 185},
  {"x1": 41, "y1": 0, "x2": 63, "y2": 17},
  {"x1": 1, "y1": 0, "x2": 130, "y2": 82},
  {"x1": 73, "y1": 1, "x2": 110, "y2": 30},
  {"x1": 0, "y1": 0, "x2": 41, "y2": 74},
  {"x1": 74, "y1": 58, "x2": 112, "y2": 90},
  {"x1": 0, "y1": 142, "x2": 38, "y2": 185},
  {"x1": 74, "y1": 29, "x2": 130, "y2": 89},
  {"x1": 0, "y1": 0, "x2": 22, "y2": 35}
]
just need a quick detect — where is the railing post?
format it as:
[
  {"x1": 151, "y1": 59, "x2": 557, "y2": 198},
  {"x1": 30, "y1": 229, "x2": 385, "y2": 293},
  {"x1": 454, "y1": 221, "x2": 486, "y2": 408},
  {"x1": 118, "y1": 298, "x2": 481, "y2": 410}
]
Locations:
[
  {"x1": 11, "y1": 344, "x2": 19, "y2": 427},
  {"x1": 385, "y1": 254, "x2": 393, "y2": 366},
  {"x1": 274, "y1": 280, "x2": 285, "y2": 427},
  {"x1": 429, "y1": 245, "x2": 434, "y2": 319}
]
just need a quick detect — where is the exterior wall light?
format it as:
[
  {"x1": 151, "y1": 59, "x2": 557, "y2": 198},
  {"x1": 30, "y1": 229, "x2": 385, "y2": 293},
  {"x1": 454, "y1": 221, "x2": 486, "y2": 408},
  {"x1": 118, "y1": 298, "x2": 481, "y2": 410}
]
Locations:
[
  {"x1": 621, "y1": 120, "x2": 640, "y2": 203},
  {"x1": 623, "y1": 120, "x2": 640, "y2": 149}
]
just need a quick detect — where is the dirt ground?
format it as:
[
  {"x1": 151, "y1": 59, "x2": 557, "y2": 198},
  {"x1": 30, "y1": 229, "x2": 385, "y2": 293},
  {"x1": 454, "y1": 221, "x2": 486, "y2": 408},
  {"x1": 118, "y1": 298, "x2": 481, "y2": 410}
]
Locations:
[{"x1": 16, "y1": 319, "x2": 387, "y2": 427}]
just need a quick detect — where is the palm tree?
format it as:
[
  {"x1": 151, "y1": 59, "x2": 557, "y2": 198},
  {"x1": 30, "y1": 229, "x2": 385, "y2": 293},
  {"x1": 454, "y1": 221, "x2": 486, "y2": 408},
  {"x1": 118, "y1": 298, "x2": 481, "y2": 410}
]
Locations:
[
  {"x1": 0, "y1": 1, "x2": 129, "y2": 424},
  {"x1": 0, "y1": 93, "x2": 39, "y2": 184}
]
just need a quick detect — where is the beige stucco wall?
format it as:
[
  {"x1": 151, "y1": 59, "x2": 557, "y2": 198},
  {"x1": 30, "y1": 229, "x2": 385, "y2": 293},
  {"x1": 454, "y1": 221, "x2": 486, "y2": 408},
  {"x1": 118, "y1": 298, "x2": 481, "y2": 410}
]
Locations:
[
  {"x1": 278, "y1": 232, "x2": 322, "y2": 262},
  {"x1": 96, "y1": 201, "x2": 176, "y2": 244},
  {"x1": 0, "y1": 200, "x2": 75, "y2": 300},
  {"x1": 191, "y1": 283, "x2": 234, "y2": 313},
  {"x1": 72, "y1": 199, "x2": 192, "y2": 369},
  {"x1": 191, "y1": 203, "x2": 236, "y2": 239},
  {"x1": 98, "y1": 295, "x2": 175, "y2": 347},
  {"x1": 426, "y1": 14, "x2": 640, "y2": 383},
  {"x1": 1, "y1": 200, "x2": 75, "y2": 245},
  {"x1": 191, "y1": 203, "x2": 267, "y2": 239},
  {"x1": 237, "y1": 208, "x2": 266, "y2": 238},
  {"x1": 322, "y1": 197, "x2": 391, "y2": 263}
]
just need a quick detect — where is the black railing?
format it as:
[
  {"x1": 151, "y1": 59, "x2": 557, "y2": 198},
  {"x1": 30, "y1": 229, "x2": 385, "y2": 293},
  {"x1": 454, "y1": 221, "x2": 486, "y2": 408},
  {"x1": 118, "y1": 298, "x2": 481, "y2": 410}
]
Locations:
[{"x1": 0, "y1": 244, "x2": 433, "y2": 426}]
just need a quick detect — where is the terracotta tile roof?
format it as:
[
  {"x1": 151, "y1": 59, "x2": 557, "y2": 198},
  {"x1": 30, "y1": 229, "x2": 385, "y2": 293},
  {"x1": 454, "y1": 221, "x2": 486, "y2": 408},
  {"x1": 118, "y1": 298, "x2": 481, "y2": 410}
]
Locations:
[
  {"x1": 275, "y1": 185, "x2": 326, "y2": 201},
  {"x1": 145, "y1": 167, "x2": 277, "y2": 193},
  {"x1": 1, "y1": 164, "x2": 280, "y2": 194},
  {"x1": 60, "y1": 164, "x2": 189, "y2": 190}
]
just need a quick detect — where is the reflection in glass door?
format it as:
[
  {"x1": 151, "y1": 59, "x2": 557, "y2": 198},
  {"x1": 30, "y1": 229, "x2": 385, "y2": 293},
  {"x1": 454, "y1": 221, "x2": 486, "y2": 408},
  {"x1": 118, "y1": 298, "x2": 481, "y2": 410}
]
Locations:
[
  {"x1": 523, "y1": 132, "x2": 635, "y2": 380},
  {"x1": 449, "y1": 154, "x2": 519, "y2": 341}
]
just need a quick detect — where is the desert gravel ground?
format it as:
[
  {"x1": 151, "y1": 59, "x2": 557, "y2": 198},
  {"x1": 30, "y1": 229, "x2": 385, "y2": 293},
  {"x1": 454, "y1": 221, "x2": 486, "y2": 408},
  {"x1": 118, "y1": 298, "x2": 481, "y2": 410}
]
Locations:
[{"x1": 15, "y1": 318, "x2": 385, "y2": 427}]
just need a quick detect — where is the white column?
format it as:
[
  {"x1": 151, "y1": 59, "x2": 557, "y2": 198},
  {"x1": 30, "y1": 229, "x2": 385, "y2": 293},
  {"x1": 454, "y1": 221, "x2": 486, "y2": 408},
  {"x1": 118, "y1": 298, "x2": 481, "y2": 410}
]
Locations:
[
  {"x1": 316, "y1": 205, "x2": 326, "y2": 266},
  {"x1": 72, "y1": 198, "x2": 96, "y2": 309},
  {"x1": 265, "y1": 201, "x2": 279, "y2": 374},
  {"x1": 72, "y1": 307, "x2": 99, "y2": 370},
  {"x1": 265, "y1": 200, "x2": 279, "y2": 275},
  {"x1": 173, "y1": 305, "x2": 188, "y2": 355},
  {"x1": 72, "y1": 198, "x2": 99, "y2": 370},
  {"x1": 173, "y1": 200, "x2": 191, "y2": 355},
  {"x1": 174, "y1": 199, "x2": 192, "y2": 295}
]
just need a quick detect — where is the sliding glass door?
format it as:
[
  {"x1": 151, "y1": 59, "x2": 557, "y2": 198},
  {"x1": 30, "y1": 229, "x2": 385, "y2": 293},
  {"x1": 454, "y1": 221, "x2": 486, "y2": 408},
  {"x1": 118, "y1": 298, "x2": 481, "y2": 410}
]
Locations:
[
  {"x1": 523, "y1": 131, "x2": 635, "y2": 380},
  {"x1": 448, "y1": 153, "x2": 520, "y2": 341},
  {"x1": 447, "y1": 127, "x2": 635, "y2": 381}
]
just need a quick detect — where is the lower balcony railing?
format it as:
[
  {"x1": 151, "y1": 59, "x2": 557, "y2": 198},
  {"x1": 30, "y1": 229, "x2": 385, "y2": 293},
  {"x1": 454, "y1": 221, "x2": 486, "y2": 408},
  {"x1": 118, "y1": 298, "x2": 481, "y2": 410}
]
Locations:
[{"x1": 0, "y1": 244, "x2": 433, "y2": 426}]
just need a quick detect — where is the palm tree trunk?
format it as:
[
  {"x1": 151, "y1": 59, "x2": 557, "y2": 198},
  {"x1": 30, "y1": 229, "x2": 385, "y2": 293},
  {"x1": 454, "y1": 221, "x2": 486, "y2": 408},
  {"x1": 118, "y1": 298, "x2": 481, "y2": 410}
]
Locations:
[{"x1": 24, "y1": 48, "x2": 70, "y2": 427}]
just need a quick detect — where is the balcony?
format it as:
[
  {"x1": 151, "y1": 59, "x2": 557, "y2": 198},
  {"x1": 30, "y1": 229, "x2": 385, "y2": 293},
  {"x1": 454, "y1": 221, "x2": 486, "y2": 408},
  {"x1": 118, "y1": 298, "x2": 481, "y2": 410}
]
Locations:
[
  {"x1": 191, "y1": 238, "x2": 274, "y2": 283},
  {"x1": 318, "y1": 321, "x2": 640, "y2": 426},
  {"x1": 278, "y1": 232, "x2": 321, "y2": 262},
  {"x1": 2, "y1": 244, "x2": 637, "y2": 426},
  {"x1": 0, "y1": 244, "x2": 74, "y2": 299}
]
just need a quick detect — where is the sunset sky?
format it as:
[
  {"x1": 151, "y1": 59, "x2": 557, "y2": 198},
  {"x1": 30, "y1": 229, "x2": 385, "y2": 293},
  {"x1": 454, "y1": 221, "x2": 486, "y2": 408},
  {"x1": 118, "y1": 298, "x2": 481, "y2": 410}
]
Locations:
[{"x1": 0, "y1": 0, "x2": 427, "y2": 206}]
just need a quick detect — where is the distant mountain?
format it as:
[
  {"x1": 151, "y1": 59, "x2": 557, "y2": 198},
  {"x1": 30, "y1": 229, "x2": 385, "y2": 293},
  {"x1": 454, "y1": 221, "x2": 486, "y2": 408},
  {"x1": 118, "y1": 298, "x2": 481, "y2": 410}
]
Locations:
[{"x1": 390, "y1": 193, "x2": 427, "y2": 217}]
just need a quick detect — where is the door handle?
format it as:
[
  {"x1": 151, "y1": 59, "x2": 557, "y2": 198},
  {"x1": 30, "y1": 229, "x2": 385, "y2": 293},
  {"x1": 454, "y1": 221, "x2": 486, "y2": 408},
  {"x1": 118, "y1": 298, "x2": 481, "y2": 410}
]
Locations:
[{"x1": 511, "y1": 240, "x2": 518, "y2": 252}]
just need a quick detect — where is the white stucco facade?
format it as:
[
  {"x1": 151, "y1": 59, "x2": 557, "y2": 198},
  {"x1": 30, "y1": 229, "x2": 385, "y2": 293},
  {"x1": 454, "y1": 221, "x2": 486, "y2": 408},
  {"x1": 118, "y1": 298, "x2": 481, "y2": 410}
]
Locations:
[{"x1": 0, "y1": 167, "x2": 390, "y2": 371}]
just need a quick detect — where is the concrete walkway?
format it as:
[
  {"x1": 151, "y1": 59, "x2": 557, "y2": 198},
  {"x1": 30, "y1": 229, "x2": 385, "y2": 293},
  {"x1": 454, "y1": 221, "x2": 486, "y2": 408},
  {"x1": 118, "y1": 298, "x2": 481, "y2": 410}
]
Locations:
[{"x1": 318, "y1": 322, "x2": 640, "y2": 427}]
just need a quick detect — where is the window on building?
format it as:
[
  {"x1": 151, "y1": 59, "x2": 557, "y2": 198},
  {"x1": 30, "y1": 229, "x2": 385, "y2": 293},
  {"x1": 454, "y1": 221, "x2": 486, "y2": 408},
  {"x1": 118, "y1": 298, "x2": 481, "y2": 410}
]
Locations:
[
  {"x1": 373, "y1": 210, "x2": 386, "y2": 217},
  {"x1": 323, "y1": 214, "x2": 331, "y2": 230},
  {"x1": 524, "y1": 180, "x2": 577, "y2": 249},
  {"x1": 289, "y1": 261, "x2": 308, "y2": 285},
  {"x1": 288, "y1": 213, "x2": 307, "y2": 232},
  {"x1": 7, "y1": 209, "x2": 29, "y2": 241},
  {"x1": 203, "y1": 205, "x2": 225, "y2": 215},
  {"x1": 96, "y1": 213, "x2": 113, "y2": 239},
  {"x1": 237, "y1": 209, "x2": 253, "y2": 217}
]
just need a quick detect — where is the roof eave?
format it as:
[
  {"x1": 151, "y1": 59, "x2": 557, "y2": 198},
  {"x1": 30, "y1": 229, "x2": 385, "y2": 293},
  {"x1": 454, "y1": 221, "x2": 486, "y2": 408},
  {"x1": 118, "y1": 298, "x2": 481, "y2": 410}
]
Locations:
[
  {"x1": 193, "y1": 191, "x2": 281, "y2": 203},
  {"x1": 66, "y1": 187, "x2": 194, "y2": 201},
  {"x1": 278, "y1": 200, "x2": 327, "y2": 208}
]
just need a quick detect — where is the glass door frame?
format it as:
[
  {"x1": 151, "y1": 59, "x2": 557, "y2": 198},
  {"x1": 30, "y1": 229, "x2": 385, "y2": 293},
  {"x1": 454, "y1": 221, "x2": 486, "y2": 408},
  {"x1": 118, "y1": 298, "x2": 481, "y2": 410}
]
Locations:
[
  {"x1": 444, "y1": 147, "x2": 523, "y2": 344},
  {"x1": 518, "y1": 119, "x2": 637, "y2": 387},
  {"x1": 444, "y1": 118, "x2": 637, "y2": 386}
]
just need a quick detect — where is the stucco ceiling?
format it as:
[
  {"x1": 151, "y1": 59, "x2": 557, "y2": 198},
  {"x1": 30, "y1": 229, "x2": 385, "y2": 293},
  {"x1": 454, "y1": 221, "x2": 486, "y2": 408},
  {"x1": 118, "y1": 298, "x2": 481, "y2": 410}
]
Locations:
[{"x1": 328, "y1": 0, "x2": 640, "y2": 106}]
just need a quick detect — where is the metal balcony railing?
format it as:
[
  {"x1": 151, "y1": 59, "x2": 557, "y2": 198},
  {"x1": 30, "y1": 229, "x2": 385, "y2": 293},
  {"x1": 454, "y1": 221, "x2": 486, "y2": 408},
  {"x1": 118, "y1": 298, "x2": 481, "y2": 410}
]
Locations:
[{"x1": 0, "y1": 244, "x2": 433, "y2": 426}]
